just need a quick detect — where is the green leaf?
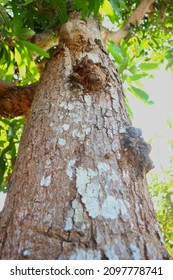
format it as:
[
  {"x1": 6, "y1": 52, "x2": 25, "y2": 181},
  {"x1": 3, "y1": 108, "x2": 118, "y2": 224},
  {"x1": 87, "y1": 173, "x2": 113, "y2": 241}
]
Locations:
[
  {"x1": 50, "y1": 0, "x2": 68, "y2": 23},
  {"x1": 0, "y1": 3, "x2": 11, "y2": 29},
  {"x1": 139, "y1": 62, "x2": 159, "y2": 71},
  {"x1": 0, "y1": 46, "x2": 9, "y2": 65},
  {"x1": 17, "y1": 28, "x2": 35, "y2": 40},
  {"x1": 127, "y1": 104, "x2": 134, "y2": 119},
  {"x1": 88, "y1": 0, "x2": 103, "y2": 16},
  {"x1": 129, "y1": 73, "x2": 149, "y2": 81},
  {"x1": 74, "y1": 0, "x2": 89, "y2": 18},
  {"x1": 109, "y1": 0, "x2": 122, "y2": 18},
  {"x1": 11, "y1": 3, "x2": 23, "y2": 36},
  {"x1": 18, "y1": 41, "x2": 50, "y2": 58},
  {"x1": 21, "y1": 0, "x2": 34, "y2": 6},
  {"x1": 108, "y1": 41, "x2": 124, "y2": 64},
  {"x1": 129, "y1": 85, "x2": 154, "y2": 104},
  {"x1": 99, "y1": 0, "x2": 115, "y2": 17}
]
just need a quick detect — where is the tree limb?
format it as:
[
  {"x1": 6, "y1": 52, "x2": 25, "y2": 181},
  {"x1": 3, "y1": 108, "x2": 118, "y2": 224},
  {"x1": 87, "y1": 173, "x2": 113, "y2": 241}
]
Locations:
[
  {"x1": 159, "y1": 0, "x2": 170, "y2": 22},
  {"x1": 0, "y1": 80, "x2": 38, "y2": 118},
  {"x1": 101, "y1": 0, "x2": 155, "y2": 44},
  {"x1": 0, "y1": 31, "x2": 59, "y2": 119}
]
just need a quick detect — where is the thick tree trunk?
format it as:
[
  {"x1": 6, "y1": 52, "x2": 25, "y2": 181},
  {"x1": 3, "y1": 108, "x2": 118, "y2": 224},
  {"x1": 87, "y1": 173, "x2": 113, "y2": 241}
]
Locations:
[{"x1": 0, "y1": 16, "x2": 169, "y2": 260}]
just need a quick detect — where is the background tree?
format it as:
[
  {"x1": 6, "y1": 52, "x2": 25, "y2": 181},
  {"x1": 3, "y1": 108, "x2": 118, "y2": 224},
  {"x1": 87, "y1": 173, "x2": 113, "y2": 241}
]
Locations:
[
  {"x1": 148, "y1": 118, "x2": 173, "y2": 257},
  {"x1": 0, "y1": 0, "x2": 172, "y2": 259}
]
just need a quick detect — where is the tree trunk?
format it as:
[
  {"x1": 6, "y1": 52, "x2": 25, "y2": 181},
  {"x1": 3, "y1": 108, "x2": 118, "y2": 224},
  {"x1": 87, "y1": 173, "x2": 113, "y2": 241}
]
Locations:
[{"x1": 0, "y1": 16, "x2": 169, "y2": 260}]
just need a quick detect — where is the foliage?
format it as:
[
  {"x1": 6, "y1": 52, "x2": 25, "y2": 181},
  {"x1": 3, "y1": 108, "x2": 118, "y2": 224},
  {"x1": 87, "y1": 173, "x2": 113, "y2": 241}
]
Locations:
[
  {"x1": 0, "y1": 117, "x2": 24, "y2": 192},
  {"x1": 0, "y1": 0, "x2": 173, "y2": 193},
  {"x1": 107, "y1": 39, "x2": 157, "y2": 106},
  {"x1": 148, "y1": 119, "x2": 173, "y2": 257}
]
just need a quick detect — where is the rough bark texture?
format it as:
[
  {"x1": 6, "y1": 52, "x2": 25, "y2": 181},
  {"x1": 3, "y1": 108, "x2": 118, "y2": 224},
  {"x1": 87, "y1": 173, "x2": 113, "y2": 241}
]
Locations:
[{"x1": 0, "y1": 16, "x2": 169, "y2": 260}]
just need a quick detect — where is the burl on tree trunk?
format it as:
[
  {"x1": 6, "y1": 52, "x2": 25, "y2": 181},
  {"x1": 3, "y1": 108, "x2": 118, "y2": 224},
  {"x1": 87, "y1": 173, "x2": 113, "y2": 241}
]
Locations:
[{"x1": 0, "y1": 16, "x2": 169, "y2": 259}]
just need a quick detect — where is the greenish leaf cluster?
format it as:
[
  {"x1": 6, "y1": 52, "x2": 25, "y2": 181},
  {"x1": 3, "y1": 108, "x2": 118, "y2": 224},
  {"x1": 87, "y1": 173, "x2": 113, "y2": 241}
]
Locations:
[{"x1": 0, "y1": 117, "x2": 24, "y2": 192}]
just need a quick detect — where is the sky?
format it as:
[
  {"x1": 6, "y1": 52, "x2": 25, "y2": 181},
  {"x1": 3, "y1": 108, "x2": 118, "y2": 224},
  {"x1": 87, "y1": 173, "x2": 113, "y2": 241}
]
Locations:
[
  {"x1": 127, "y1": 64, "x2": 173, "y2": 172},
  {"x1": 0, "y1": 66, "x2": 173, "y2": 211}
]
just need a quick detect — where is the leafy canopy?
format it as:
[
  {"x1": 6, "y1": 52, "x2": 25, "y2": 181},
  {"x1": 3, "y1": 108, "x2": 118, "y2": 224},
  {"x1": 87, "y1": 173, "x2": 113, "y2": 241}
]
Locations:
[{"x1": 0, "y1": 0, "x2": 173, "y2": 190}]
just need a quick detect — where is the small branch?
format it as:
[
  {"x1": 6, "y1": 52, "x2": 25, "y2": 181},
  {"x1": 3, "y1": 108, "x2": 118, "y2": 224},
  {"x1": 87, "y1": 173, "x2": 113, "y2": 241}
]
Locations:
[
  {"x1": 0, "y1": 30, "x2": 58, "y2": 119},
  {"x1": 0, "y1": 80, "x2": 38, "y2": 118},
  {"x1": 102, "y1": 0, "x2": 155, "y2": 44},
  {"x1": 126, "y1": 0, "x2": 155, "y2": 25},
  {"x1": 159, "y1": 0, "x2": 170, "y2": 22}
]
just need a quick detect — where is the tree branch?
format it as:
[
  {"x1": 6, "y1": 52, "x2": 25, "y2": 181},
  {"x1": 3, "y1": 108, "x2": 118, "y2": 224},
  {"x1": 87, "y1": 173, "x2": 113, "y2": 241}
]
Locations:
[
  {"x1": 0, "y1": 30, "x2": 59, "y2": 119},
  {"x1": 159, "y1": 0, "x2": 170, "y2": 22},
  {"x1": 0, "y1": 80, "x2": 38, "y2": 118},
  {"x1": 102, "y1": 0, "x2": 155, "y2": 44}
]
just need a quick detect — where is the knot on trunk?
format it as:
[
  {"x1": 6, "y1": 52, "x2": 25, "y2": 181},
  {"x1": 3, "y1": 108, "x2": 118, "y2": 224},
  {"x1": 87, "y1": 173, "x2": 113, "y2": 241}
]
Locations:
[
  {"x1": 69, "y1": 55, "x2": 107, "y2": 91},
  {"x1": 122, "y1": 127, "x2": 154, "y2": 176}
]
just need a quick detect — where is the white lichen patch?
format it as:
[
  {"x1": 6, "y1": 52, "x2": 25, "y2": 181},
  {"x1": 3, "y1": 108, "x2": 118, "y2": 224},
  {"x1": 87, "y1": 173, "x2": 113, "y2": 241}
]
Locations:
[
  {"x1": 84, "y1": 95, "x2": 92, "y2": 107},
  {"x1": 101, "y1": 196, "x2": 119, "y2": 219},
  {"x1": 76, "y1": 167, "x2": 97, "y2": 192},
  {"x1": 64, "y1": 45, "x2": 72, "y2": 75},
  {"x1": 109, "y1": 170, "x2": 118, "y2": 182},
  {"x1": 69, "y1": 248, "x2": 101, "y2": 260},
  {"x1": 60, "y1": 91, "x2": 66, "y2": 97},
  {"x1": 97, "y1": 162, "x2": 110, "y2": 175},
  {"x1": 72, "y1": 199, "x2": 90, "y2": 231},
  {"x1": 76, "y1": 166, "x2": 130, "y2": 220},
  {"x1": 101, "y1": 197, "x2": 130, "y2": 220},
  {"x1": 45, "y1": 158, "x2": 52, "y2": 166},
  {"x1": 130, "y1": 243, "x2": 141, "y2": 260},
  {"x1": 58, "y1": 113, "x2": 64, "y2": 120},
  {"x1": 59, "y1": 101, "x2": 67, "y2": 108},
  {"x1": 22, "y1": 249, "x2": 31, "y2": 257},
  {"x1": 85, "y1": 127, "x2": 91, "y2": 134},
  {"x1": 72, "y1": 126, "x2": 91, "y2": 141},
  {"x1": 56, "y1": 126, "x2": 63, "y2": 133},
  {"x1": 62, "y1": 124, "x2": 70, "y2": 131},
  {"x1": 122, "y1": 170, "x2": 130, "y2": 183},
  {"x1": 64, "y1": 199, "x2": 90, "y2": 232},
  {"x1": 81, "y1": 183, "x2": 100, "y2": 218},
  {"x1": 64, "y1": 209, "x2": 74, "y2": 231},
  {"x1": 40, "y1": 175, "x2": 52, "y2": 187},
  {"x1": 67, "y1": 103, "x2": 74, "y2": 111},
  {"x1": 66, "y1": 159, "x2": 76, "y2": 180},
  {"x1": 104, "y1": 244, "x2": 119, "y2": 260},
  {"x1": 86, "y1": 52, "x2": 100, "y2": 64},
  {"x1": 58, "y1": 138, "x2": 66, "y2": 146},
  {"x1": 43, "y1": 213, "x2": 52, "y2": 224},
  {"x1": 119, "y1": 127, "x2": 126, "y2": 134}
]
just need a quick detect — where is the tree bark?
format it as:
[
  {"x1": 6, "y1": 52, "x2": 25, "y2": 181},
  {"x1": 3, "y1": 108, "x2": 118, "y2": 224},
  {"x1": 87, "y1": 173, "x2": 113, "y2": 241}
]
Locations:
[{"x1": 0, "y1": 16, "x2": 169, "y2": 260}]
